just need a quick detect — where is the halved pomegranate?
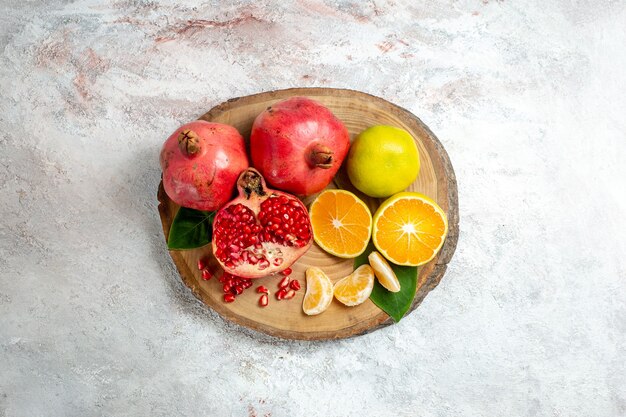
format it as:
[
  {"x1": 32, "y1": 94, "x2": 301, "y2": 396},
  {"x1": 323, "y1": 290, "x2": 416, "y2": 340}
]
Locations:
[{"x1": 212, "y1": 168, "x2": 313, "y2": 278}]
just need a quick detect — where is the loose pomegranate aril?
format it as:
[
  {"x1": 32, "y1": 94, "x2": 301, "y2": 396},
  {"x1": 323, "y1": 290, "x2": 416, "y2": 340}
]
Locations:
[
  {"x1": 223, "y1": 283, "x2": 231, "y2": 293},
  {"x1": 278, "y1": 276, "x2": 290, "y2": 289},
  {"x1": 282, "y1": 267, "x2": 292, "y2": 276},
  {"x1": 197, "y1": 258, "x2": 207, "y2": 270},
  {"x1": 283, "y1": 289, "x2": 296, "y2": 300},
  {"x1": 256, "y1": 285, "x2": 269, "y2": 294},
  {"x1": 201, "y1": 269, "x2": 212, "y2": 281},
  {"x1": 259, "y1": 294, "x2": 269, "y2": 307},
  {"x1": 276, "y1": 288, "x2": 287, "y2": 300},
  {"x1": 289, "y1": 280, "x2": 301, "y2": 291},
  {"x1": 212, "y1": 168, "x2": 313, "y2": 279},
  {"x1": 233, "y1": 285, "x2": 244, "y2": 295},
  {"x1": 224, "y1": 294, "x2": 236, "y2": 303}
]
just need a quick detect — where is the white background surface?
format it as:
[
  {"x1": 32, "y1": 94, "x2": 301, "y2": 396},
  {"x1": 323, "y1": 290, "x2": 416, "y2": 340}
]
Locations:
[{"x1": 1, "y1": 1, "x2": 625, "y2": 416}]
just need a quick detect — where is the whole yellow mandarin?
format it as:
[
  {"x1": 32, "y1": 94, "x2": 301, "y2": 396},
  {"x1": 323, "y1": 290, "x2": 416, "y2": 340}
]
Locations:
[{"x1": 347, "y1": 125, "x2": 420, "y2": 198}]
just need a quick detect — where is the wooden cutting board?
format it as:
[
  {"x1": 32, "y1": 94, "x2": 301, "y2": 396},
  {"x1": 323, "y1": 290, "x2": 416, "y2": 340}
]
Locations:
[{"x1": 157, "y1": 88, "x2": 459, "y2": 340}]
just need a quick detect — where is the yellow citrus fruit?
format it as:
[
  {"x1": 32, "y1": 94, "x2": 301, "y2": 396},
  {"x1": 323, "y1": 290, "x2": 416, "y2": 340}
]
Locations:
[
  {"x1": 368, "y1": 251, "x2": 401, "y2": 292},
  {"x1": 372, "y1": 192, "x2": 448, "y2": 266},
  {"x1": 346, "y1": 125, "x2": 420, "y2": 198},
  {"x1": 333, "y1": 264, "x2": 375, "y2": 306},
  {"x1": 309, "y1": 189, "x2": 372, "y2": 258},
  {"x1": 302, "y1": 267, "x2": 334, "y2": 315}
]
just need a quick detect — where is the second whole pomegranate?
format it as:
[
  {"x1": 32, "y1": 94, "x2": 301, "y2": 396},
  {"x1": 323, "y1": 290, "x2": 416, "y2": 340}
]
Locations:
[{"x1": 250, "y1": 97, "x2": 350, "y2": 196}]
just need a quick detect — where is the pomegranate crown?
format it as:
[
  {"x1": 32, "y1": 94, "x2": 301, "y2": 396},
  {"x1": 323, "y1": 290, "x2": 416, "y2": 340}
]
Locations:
[
  {"x1": 237, "y1": 168, "x2": 267, "y2": 199},
  {"x1": 177, "y1": 129, "x2": 201, "y2": 156}
]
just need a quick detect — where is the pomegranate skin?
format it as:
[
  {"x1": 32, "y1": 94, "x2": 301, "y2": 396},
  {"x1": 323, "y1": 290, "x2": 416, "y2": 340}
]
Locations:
[
  {"x1": 160, "y1": 121, "x2": 249, "y2": 211},
  {"x1": 250, "y1": 97, "x2": 350, "y2": 196}
]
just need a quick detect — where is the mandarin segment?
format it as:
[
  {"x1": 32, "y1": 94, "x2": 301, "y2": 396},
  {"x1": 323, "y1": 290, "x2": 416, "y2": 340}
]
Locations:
[
  {"x1": 303, "y1": 267, "x2": 334, "y2": 315},
  {"x1": 368, "y1": 251, "x2": 401, "y2": 292},
  {"x1": 309, "y1": 190, "x2": 372, "y2": 258},
  {"x1": 372, "y1": 192, "x2": 448, "y2": 266},
  {"x1": 333, "y1": 264, "x2": 375, "y2": 306}
]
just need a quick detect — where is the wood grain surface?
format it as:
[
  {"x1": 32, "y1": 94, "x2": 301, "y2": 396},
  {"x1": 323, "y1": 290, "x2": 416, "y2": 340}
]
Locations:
[{"x1": 157, "y1": 88, "x2": 459, "y2": 340}]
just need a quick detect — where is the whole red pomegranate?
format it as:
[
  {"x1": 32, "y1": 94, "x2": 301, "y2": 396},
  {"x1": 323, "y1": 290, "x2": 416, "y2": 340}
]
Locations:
[
  {"x1": 160, "y1": 121, "x2": 249, "y2": 211},
  {"x1": 250, "y1": 97, "x2": 350, "y2": 196},
  {"x1": 212, "y1": 168, "x2": 313, "y2": 278}
]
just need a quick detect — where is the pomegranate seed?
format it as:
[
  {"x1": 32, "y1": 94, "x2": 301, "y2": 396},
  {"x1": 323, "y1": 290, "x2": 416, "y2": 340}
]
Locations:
[
  {"x1": 223, "y1": 283, "x2": 231, "y2": 293},
  {"x1": 233, "y1": 285, "x2": 244, "y2": 295},
  {"x1": 256, "y1": 285, "x2": 269, "y2": 294},
  {"x1": 282, "y1": 267, "x2": 292, "y2": 276},
  {"x1": 258, "y1": 259, "x2": 270, "y2": 269},
  {"x1": 278, "y1": 276, "x2": 290, "y2": 289},
  {"x1": 283, "y1": 289, "x2": 296, "y2": 300},
  {"x1": 201, "y1": 269, "x2": 212, "y2": 281},
  {"x1": 259, "y1": 294, "x2": 269, "y2": 307},
  {"x1": 223, "y1": 294, "x2": 236, "y2": 303},
  {"x1": 289, "y1": 280, "x2": 301, "y2": 291},
  {"x1": 197, "y1": 258, "x2": 207, "y2": 270},
  {"x1": 242, "y1": 280, "x2": 253, "y2": 289},
  {"x1": 276, "y1": 288, "x2": 287, "y2": 300}
]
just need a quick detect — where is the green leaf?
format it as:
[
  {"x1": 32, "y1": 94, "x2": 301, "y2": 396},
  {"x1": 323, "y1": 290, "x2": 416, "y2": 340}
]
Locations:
[
  {"x1": 167, "y1": 207, "x2": 215, "y2": 250},
  {"x1": 355, "y1": 242, "x2": 418, "y2": 322}
]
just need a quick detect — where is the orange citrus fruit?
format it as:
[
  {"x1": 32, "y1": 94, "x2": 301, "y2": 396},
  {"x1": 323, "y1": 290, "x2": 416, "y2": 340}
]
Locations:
[
  {"x1": 372, "y1": 192, "x2": 448, "y2": 266},
  {"x1": 333, "y1": 264, "x2": 375, "y2": 306},
  {"x1": 368, "y1": 251, "x2": 401, "y2": 292},
  {"x1": 302, "y1": 267, "x2": 333, "y2": 315},
  {"x1": 309, "y1": 189, "x2": 372, "y2": 258}
]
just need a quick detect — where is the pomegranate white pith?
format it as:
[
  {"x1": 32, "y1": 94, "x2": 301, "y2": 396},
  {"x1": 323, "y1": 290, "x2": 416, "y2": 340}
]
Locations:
[{"x1": 212, "y1": 168, "x2": 313, "y2": 278}]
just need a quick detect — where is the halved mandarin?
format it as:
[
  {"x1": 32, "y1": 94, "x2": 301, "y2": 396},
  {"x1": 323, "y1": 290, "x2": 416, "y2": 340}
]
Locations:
[
  {"x1": 302, "y1": 267, "x2": 334, "y2": 315},
  {"x1": 309, "y1": 190, "x2": 372, "y2": 258},
  {"x1": 372, "y1": 192, "x2": 448, "y2": 266},
  {"x1": 333, "y1": 264, "x2": 375, "y2": 306}
]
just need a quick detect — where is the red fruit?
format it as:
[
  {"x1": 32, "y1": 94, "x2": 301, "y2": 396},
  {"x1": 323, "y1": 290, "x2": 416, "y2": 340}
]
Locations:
[
  {"x1": 289, "y1": 280, "x2": 301, "y2": 291},
  {"x1": 250, "y1": 97, "x2": 350, "y2": 196},
  {"x1": 201, "y1": 269, "x2": 212, "y2": 281},
  {"x1": 224, "y1": 294, "x2": 236, "y2": 303},
  {"x1": 278, "y1": 276, "x2": 290, "y2": 289},
  {"x1": 259, "y1": 294, "x2": 269, "y2": 307},
  {"x1": 212, "y1": 168, "x2": 313, "y2": 278},
  {"x1": 256, "y1": 286, "x2": 269, "y2": 294},
  {"x1": 197, "y1": 258, "x2": 207, "y2": 270},
  {"x1": 283, "y1": 289, "x2": 296, "y2": 300},
  {"x1": 282, "y1": 267, "x2": 293, "y2": 276},
  {"x1": 160, "y1": 120, "x2": 249, "y2": 211}
]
